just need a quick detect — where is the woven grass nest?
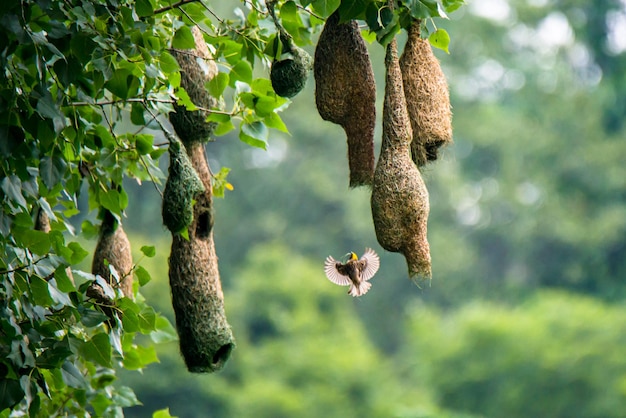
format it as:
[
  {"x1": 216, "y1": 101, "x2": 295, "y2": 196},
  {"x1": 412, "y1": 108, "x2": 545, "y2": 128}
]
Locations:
[
  {"x1": 400, "y1": 20, "x2": 453, "y2": 166},
  {"x1": 314, "y1": 11, "x2": 376, "y2": 187},
  {"x1": 270, "y1": 41, "x2": 313, "y2": 98},
  {"x1": 371, "y1": 38, "x2": 432, "y2": 280},
  {"x1": 162, "y1": 139, "x2": 205, "y2": 235},
  {"x1": 167, "y1": 141, "x2": 235, "y2": 373},
  {"x1": 169, "y1": 26, "x2": 219, "y2": 145},
  {"x1": 91, "y1": 209, "x2": 134, "y2": 298}
]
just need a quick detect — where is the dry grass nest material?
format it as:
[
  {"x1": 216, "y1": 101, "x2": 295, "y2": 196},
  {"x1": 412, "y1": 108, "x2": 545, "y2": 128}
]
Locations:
[
  {"x1": 400, "y1": 20, "x2": 452, "y2": 166},
  {"x1": 371, "y1": 38, "x2": 432, "y2": 280},
  {"x1": 314, "y1": 11, "x2": 376, "y2": 187},
  {"x1": 169, "y1": 26, "x2": 219, "y2": 145},
  {"x1": 168, "y1": 141, "x2": 235, "y2": 373}
]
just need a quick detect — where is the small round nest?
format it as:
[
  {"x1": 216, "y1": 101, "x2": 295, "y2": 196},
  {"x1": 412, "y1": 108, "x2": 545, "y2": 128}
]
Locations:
[{"x1": 271, "y1": 46, "x2": 312, "y2": 98}]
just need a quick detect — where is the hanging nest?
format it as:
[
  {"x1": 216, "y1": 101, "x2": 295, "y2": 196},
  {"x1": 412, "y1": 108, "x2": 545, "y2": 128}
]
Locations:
[
  {"x1": 270, "y1": 45, "x2": 313, "y2": 98},
  {"x1": 314, "y1": 11, "x2": 376, "y2": 187},
  {"x1": 168, "y1": 141, "x2": 235, "y2": 373},
  {"x1": 268, "y1": 2, "x2": 312, "y2": 98},
  {"x1": 162, "y1": 139, "x2": 205, "y2": 235},
  {"x1": 400, "y1": 20, "x2": 452, "y2": 166},
  {"x1": 87, "y1": 209, "x2": 134, "y2": 323},
  {"x1": 169, "y1": 26, "x2": 219, "y2": 145},
  {"x1": 371, "y1": 38, "x2": 432, "y2": 280},
  {"x1": 35, "y1": 205, "x2": 75, "y2": 286}
]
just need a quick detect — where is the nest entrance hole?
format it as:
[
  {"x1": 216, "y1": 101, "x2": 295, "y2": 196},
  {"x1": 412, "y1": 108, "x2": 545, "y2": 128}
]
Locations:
[
  {"x1": 195, "y1": 211, "x2": 211, "y2": 239},
  {"x1": 212, "y1": 343, "x2": 235, "y2": 368}
]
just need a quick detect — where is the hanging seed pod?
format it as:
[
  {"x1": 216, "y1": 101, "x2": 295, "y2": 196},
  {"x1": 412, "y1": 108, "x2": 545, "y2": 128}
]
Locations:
[
  {"x1": 268, "y1": 2, "x2": 312, "y2": 98},
  {"x1": 371, "y1": 38, "x2": 432, "y2": 280},
  {"x1": 170, "y1": 26, "x2": 219, "y2": 145},
  {"x1": 168, "y1": 141, "x2": 235, "y2": 373},
  {"x1": 162, "y1": 139, "x2": 205, "y2": 235},
  {"x1": 400, "y1": 20, "x2": 452, "y2": 166},
  {"x1": 91, "y1": 209, "x2": 134, "y2": 298},
  {"x1": 314, "y1": 11, "x2": 376, "y2": 187}
]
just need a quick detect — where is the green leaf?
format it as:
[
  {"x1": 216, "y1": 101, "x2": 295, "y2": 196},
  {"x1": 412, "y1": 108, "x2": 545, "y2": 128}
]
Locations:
[
  {"x1": 54, "y1": 268, "x2": 76, "y2": 292},
  {"x1": 443, "y1": 0, "x2": 465, "y2": 13},
  {"x1": 15, "y1": 228, "x2": 51, "y2": 255},
  {"x1": 208, "y1": 72, "x2": 229, "y2": 98},
  {"x1": 35, "y1": 342, "x2": 72, "y2": 369},
  {"x1": 122, "y1": 345, "x2": 159, "y2": 370},
  {"x1": 311, "y1": 0, "x2": 341, "y2": 17},
  {"x1": 214, "y1": 119, "x2": 235, "y2": 136},
  {"x1": 81, "y1": 333, "x2": 112, "y2": 367},
  {"x1": 172, "y1": 26, "x2": 195, "y2": 49},
  {"x1": 0, "y1": 378, "x2": 25, "y2": 410},
  {"x1": 105, "y1": 69, "x2": 140, "y2": 99},
  {"x1": 68, "y1": 241, "x2": 89, "y2": 264},
  {"x1": 80, "y1": 308, "x2": 110, "y2": 327},
  {"x1": 119, "y1": 299, "x2": 140, "y2": 333},
  {"x1": 90, "y1": 393, "x2": 112, "y2": 416},
  {"x1": 240, "y1": 121, "x2": 268, "y2": 149},
  {"x1": 212, "y1": 166, "x2": 233, "y2": 198},
  {"x1": 264, "y1": 112, "x2": 289, "y2": 133},
  {"x1": 99, "y1": 188, "x2": 123, "y2": 214},
  {"x1": 40, "y1": 155, "x2": 67, "y2": 189},
  {"x1": 138, "y1": 305, "x2": 157, "y2": 332},
  {"x1": 159, "y1": 51, "x2": 179, "y2": 74},
  {"x1": 48, "y1": 279, "x2": 73, "y2": 306},
  {"x1": 337, "y1": 0, "x2": 368, "y2": 21},
  {"x1": 135, "y1": 0, "x2": 154, "y2": 17},
  {"x1": 153, "y1": 408, "x2": 177, "y2": 418},
  {"x1": 1, "y1": 175, "x2": 27, "y2": 208},
  {"x1": 140, "y1": 245, "x2": 156, "y2": 257},
  {"x1": 229, "y1": 60, "x2": 253, "y2": 86},
  {"x1": 135, "y1": 134, "x2": 154, "y2": 155},
  {"x1": 131, "y1": 102, "x2": 146, "y2": 126},
  {"x1": 150, "y1": 316, "x2": 178, "y2": 344},
  {"x1": 280, "y1": 1, "x2": 300, "y2": 24},
  {"x1": 61, "y1": 361, "x2": 87, "y2": 389},
  {"x1": 114, "y1": 386, "x2": 141, "y2": 407},
  {"x1": 175, "y1": 87, "x2": 197, "y2": 110},
  {"x1": 81, "y1": 220, "x2": 99, "y2": 239},
  {"x1": 135, "y1": 265, "x2": 151, "y2": 286},
  {"x1": 31, "y1": 276, "x2": 54, "y2": 305},
  {"x1": 429, "y1": 28, "x2": 450, "y2": 53}
]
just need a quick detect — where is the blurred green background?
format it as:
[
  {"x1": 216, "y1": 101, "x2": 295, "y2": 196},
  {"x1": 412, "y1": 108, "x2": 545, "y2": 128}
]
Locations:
[{"x1": 88, "y1": 0, "x2": 626, "y2": 416}]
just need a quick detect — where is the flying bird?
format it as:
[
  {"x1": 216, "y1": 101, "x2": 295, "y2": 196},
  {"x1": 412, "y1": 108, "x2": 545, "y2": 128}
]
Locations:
[{"x1": 324, "y1": 248, "x2": 380, "y2": 297}]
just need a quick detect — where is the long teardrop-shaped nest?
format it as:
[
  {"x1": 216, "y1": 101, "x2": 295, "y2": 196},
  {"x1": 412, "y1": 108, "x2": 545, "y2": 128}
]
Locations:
[
  {"x1": 314, "y1": 11, "x2": 376, "y2": 187},
  {"x1": 400, "y1": 20, "x2": 452, "y2": 166},
  {"x1": 168, "y1": 142, "x2": 235, "y2": 373},
  {"x1": 371, "y1": 38, "x2": 432, "y2": 280},
  {"x1": 170, "y1": 26, "x2": 219, "y2": 145}
]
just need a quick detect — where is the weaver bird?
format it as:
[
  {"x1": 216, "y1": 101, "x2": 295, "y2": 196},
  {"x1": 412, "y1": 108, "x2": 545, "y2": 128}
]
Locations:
[{"x1": 324, "y1": 248, "x2": 380, "y2": 297}]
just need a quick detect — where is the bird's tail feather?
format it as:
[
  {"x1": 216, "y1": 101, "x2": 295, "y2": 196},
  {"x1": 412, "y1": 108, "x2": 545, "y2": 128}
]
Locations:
[{"x1": 349, "y1": 281, "x2": 372, "y2": 297}]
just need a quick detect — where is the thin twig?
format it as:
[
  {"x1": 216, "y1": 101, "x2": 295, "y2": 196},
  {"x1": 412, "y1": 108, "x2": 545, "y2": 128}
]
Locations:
[{"x1": 153, "y1": 0, "x2": 199, "y2": 15}]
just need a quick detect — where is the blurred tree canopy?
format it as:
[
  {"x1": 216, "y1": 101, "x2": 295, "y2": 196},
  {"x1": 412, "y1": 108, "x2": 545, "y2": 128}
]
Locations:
[{"x1": 2, "y1": 0, "x2": 626, "y2": 417}]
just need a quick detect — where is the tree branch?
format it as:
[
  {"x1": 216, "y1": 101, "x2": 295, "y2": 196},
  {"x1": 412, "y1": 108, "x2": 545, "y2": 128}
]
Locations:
[{"x1": 153, "y1": 0, "x2": 200, "y2": 15}]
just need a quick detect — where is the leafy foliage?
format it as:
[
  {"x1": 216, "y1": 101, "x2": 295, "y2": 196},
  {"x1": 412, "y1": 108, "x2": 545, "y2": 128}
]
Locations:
[{"x1": 0, "y1": 0, "x2": 468, "y2": 415}]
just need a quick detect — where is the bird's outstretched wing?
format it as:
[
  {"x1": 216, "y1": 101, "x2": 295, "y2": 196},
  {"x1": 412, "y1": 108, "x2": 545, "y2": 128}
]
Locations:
[
  {"x1": 358, "y1": 248, "x2": 380, "y2": 282},
  {"x1": 324, "y1": 256, "x2": 351, "y2": 286}
]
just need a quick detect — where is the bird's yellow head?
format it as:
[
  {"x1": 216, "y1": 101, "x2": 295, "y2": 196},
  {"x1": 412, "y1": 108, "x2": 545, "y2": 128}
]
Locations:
[{"x1": 341, "y1": 252, "x2": 359, "y2": 263}]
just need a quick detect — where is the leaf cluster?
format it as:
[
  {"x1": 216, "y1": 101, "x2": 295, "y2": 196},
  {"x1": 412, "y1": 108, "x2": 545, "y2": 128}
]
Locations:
[{"x1": 0, "y1": 242, "x2": 177, "y2": 416}]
